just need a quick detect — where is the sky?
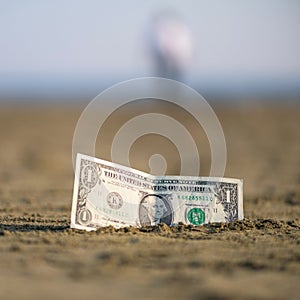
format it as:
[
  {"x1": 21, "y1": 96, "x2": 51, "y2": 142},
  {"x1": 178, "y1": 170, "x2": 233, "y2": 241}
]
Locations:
[{"x1": 0, "y1": 0, "x2": 300, "y2": 98}]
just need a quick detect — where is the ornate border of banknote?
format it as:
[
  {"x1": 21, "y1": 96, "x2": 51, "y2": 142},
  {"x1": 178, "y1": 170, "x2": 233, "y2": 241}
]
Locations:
[{"x1": 71, "y1": 154, "x2": 243, "y2": 230}]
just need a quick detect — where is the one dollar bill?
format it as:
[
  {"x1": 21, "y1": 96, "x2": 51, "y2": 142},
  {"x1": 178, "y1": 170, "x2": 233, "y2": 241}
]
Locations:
[{"x1": 71, "y1": 153, "x2": 243, "y2": 231}]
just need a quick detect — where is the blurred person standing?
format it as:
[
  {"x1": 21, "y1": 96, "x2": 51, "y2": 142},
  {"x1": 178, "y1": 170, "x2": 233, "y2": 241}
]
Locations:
[{"x1": 147, "y1": 11, "x2": 193, "y2": 82}]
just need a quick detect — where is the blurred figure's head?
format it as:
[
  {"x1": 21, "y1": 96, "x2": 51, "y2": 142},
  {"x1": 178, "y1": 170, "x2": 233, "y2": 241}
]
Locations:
[{"x1": 148, "y1": 10, "x2": 193, "y2": 82}]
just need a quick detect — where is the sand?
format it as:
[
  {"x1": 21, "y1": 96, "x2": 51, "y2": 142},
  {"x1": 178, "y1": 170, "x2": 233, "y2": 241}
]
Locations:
[{"x1": 0, "y1": 102, "x2": 299, "y2": 300}]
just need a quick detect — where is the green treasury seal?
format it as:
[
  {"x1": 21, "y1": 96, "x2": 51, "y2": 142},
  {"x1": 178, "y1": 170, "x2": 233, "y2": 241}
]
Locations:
[{"x1": 187, "y1": 208, "x2": 205, "y2": 225}]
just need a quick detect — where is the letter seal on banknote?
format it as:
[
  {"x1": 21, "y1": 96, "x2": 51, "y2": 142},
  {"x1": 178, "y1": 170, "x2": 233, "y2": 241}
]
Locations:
[{"x1": 71, "y1": 154, "x2": 243, "y2": 231}]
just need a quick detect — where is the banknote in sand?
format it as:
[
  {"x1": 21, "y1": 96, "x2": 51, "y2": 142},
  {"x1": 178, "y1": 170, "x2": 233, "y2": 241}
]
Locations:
[{"x1": 71, "y1": 154, "x2": 243, "y2": 230}]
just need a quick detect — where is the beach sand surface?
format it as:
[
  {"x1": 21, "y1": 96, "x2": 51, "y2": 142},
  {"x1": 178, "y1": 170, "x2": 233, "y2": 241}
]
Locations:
[{"x1": 0, "y1": 102, "x2": 299, "y2": 300}]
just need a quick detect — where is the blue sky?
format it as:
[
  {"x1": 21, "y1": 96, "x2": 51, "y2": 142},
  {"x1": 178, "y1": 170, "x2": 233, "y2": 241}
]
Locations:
[{"x1": 1, "y1": 0, "x2": 300, "y2": 97}]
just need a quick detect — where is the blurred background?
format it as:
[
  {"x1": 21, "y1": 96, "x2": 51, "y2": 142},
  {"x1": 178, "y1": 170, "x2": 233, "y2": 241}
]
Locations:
[
  {"x1": 0, "y1": 0, "x2": 300, "y2": 101},
  {"x1": 0, "y1": 0, "x2": 299, "y2": 199}
]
